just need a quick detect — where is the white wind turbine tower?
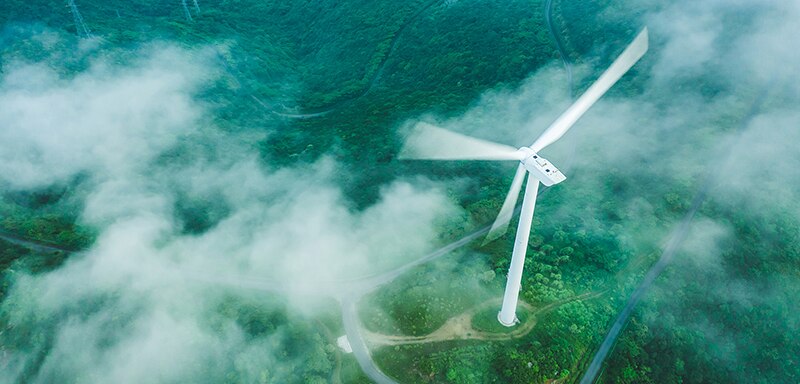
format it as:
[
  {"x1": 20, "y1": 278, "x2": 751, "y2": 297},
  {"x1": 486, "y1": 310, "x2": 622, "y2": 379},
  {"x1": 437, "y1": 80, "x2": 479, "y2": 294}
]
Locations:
[{"x1": 400, "y1": 28, "x2": 649, "y2": 326}]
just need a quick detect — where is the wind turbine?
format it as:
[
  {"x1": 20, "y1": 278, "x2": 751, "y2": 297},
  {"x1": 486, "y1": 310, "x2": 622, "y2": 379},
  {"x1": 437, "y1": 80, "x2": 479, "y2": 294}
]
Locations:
[{"x1": 400, "y1": 28, "x2": 649, "y2": 326}]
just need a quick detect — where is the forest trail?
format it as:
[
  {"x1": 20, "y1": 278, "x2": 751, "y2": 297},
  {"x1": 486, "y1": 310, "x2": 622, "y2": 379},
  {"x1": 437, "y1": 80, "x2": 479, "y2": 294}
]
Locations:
[{"x1": 364, "y1": 291, "x2": 603, "y2": 346}]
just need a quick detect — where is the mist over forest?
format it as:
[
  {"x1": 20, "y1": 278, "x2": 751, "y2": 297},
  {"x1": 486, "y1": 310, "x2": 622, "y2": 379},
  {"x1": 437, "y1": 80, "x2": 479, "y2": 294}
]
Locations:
[{"x1": 1, "y1": 0, "x2": 798, "y2": 383}]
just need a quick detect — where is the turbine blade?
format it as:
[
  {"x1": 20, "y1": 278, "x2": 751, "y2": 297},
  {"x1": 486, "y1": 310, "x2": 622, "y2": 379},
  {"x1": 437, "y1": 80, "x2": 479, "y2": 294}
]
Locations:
[
  {"x1": 531, "y1": 27, "x2": 649, "y2": 152},
  {"x1": 484, "y1": 164, "x2": 527, "y2": 244},
  {"x1": 399, "y1": 122, "x2": 523, "y2": 161}
]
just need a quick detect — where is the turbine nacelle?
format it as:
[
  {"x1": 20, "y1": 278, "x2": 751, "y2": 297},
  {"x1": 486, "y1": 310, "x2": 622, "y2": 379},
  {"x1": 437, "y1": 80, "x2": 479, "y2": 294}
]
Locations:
[{"x1": 516, "y1": 147, "x2": 566, "y2": 187}]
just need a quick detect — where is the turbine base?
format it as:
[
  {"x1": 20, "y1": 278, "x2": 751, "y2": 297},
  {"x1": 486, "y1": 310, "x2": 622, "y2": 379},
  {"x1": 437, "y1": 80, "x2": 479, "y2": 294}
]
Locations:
[{"x1": 497, "y1": 311, "x2": 519, "y2": 327}]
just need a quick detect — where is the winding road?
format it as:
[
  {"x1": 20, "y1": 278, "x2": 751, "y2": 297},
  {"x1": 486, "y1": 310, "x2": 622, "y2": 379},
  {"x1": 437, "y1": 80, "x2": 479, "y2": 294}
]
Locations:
[
  {"x1": 278, "y1": 0, "x2": 575, "y2": 119},
  {"x1": 579, "y1": 184, "x2": 708, "y2": 384},
  {"x1": 248, "y1": 0, "x2": 442, "y2": 119},
  {"x1": 544, "y1": 0, "x2": 574, "y2": 97},
  {"x1": 342, "y1": 297, "x2": 398, "y2": 384},
  {"x1": 0, "y1": 230, "x2": 72, "y2": 255}
]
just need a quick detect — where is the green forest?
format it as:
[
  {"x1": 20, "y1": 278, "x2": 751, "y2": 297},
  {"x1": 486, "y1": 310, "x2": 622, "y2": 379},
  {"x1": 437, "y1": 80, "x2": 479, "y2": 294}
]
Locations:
[{"x1": 1, "y1": 0, "x2": 798, "y2": 383}]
